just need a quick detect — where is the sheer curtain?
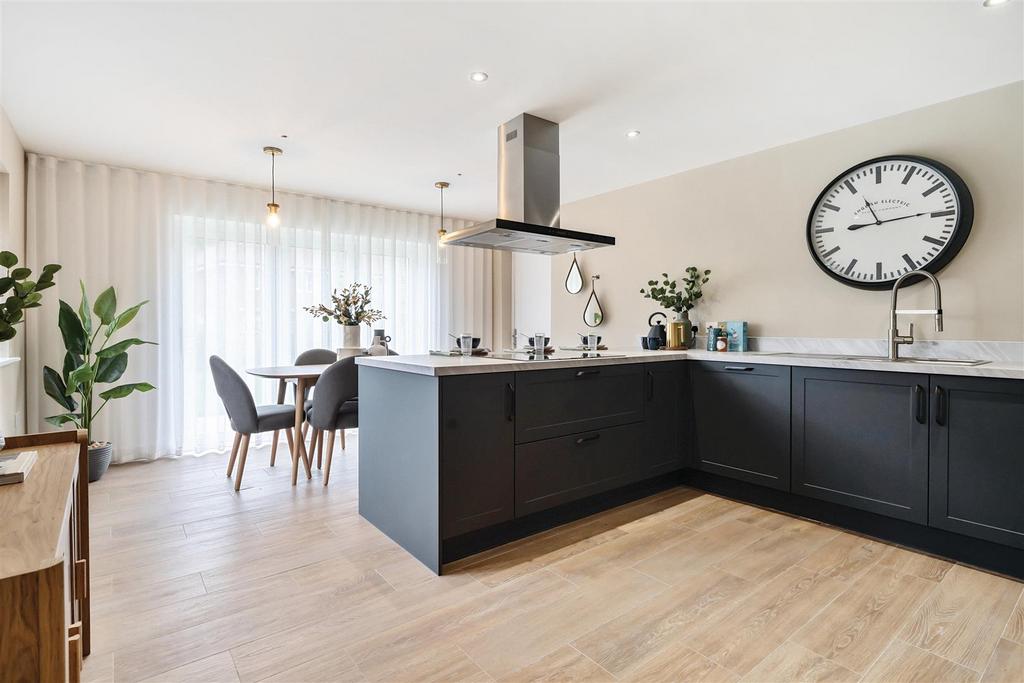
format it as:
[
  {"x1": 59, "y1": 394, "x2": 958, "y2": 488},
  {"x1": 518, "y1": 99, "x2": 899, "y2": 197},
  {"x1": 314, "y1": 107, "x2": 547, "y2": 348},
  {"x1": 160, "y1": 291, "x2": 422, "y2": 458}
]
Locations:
[{"x1": 25, "y1": 154, "x2": 493, "y2": 461}]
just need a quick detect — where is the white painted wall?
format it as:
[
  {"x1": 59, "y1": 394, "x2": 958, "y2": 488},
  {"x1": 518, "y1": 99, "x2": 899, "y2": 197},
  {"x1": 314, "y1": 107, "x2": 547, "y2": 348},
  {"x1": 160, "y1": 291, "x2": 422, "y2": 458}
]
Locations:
[{"x1": 513, "y1": 252, "x2": 551, "y2": 344}]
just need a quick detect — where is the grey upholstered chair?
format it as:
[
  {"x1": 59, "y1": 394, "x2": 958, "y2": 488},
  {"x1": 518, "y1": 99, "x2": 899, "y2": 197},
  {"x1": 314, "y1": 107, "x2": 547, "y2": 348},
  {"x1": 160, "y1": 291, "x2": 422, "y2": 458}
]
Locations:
[
  {"x1": 209, "y1": 355, "x2": 296, "y2": 491},
  {"x1": 292, "y1": 348, "x2": 338, "y2": 468},
  {"x1": 307, "y1": 357, "x2": 359, "y2": 486}
]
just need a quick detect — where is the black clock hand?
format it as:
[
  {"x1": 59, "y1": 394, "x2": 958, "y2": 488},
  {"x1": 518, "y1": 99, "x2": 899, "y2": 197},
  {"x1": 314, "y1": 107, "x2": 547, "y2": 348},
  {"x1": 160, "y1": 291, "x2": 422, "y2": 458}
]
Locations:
[
  {"x1": 864, "y1": 198, "x2": 881, "y2": 225},
  {"x1": 847, "y1": 212, "x2": 928, "y2": 231}
]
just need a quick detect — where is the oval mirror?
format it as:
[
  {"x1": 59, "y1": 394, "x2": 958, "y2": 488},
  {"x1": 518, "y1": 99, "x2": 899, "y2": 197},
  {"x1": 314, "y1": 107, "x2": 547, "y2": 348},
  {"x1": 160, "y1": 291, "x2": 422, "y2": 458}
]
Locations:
[
  {"x1": 583, "y1": 275, "x2": 604, "y2": 328},
  {"x1": 565, "y1": 253, "x2": 584, "y2": 294}
]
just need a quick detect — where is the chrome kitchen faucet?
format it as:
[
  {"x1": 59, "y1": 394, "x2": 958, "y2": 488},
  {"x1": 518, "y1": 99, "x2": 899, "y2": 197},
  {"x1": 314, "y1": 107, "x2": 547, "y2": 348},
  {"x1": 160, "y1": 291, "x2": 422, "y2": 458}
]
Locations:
[{"x1": 887, "y1": 269, "x2": 943, "y2": 361}]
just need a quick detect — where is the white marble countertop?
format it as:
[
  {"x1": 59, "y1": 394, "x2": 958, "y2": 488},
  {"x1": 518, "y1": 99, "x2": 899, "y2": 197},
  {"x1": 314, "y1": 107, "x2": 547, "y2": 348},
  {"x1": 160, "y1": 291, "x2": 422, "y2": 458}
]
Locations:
[{"x1": 356, "y1": 348, "x2": 1024, "y2": 380}]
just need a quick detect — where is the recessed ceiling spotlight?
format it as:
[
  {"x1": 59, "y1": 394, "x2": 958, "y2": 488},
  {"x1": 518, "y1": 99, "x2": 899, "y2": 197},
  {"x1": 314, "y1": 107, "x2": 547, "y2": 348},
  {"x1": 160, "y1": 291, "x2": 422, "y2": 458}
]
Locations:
[
  {"x1": 626, "y1": 129, "x2": 641, "y2": 138},
  {"x1": 983, "y1": 0, "x2": 1009, "y2": 6},
  {"x1": 469, "y1": 71, "x2": 489, "y2": 83}
]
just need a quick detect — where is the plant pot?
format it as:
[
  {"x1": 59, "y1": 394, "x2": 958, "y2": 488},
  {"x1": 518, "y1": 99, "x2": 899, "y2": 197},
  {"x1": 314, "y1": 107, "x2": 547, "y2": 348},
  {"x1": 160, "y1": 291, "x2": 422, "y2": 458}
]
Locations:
[
  {"x1": 341, "y1": 324, "x2": 361, "y2": 349},
  {"x1": 88, "y1": 442, "x2": 112, "y2": 482}
]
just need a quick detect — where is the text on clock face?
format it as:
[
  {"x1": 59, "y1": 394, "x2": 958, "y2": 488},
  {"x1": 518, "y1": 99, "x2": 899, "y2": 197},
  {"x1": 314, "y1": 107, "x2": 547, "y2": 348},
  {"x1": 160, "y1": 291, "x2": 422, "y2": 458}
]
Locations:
[{"x1": 811, "y1": 160, "x2": 959, "y2": 284}]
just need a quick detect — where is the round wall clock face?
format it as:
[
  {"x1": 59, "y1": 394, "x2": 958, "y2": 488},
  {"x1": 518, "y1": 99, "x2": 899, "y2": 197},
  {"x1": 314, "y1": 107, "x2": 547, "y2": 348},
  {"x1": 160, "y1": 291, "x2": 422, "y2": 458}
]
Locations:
[{"x1": 806, "y1": 155, "x2": 974, "y2": 290}]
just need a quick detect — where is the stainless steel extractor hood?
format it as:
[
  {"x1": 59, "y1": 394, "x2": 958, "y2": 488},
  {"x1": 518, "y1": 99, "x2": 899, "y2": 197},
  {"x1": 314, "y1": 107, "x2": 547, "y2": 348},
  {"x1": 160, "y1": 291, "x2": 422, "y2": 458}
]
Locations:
[{"x1": 440, "y1": 114, "x2": 616, "y2": 255}]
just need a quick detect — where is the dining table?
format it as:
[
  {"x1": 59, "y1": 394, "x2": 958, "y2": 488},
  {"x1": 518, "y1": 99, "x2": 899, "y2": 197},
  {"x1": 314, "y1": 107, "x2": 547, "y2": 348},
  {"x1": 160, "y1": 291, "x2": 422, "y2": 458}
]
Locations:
[{"x1": 246, "y1": 363, "x2": 332, "y2": 485}]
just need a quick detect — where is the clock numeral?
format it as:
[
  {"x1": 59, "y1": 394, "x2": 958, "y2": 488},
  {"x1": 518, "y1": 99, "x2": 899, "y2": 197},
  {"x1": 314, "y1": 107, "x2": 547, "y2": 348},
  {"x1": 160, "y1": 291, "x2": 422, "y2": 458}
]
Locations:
[
  {"x1": 922, "y1": 182, "x2": 944, "y2": 197},
  {"x1": 875, "y1": 262, "x2": 883, "y2": 280},
  {"x1": 901, "y1": 166, "x2": 917, "y2": 184},
  {"x1": 875, "y1": 167, "x2": 882, "y2": 184},
  {"x1": 923, "y1": 235, "x2": 946, "y2": 246},
  {"x1": 930, "y1": 210, "x2": 955, "y2": 218},
  {"x1": 814, "y1": 228, "x2": 834, "y2": 234},
  {"x1": 822, "y1": 246, "x2": 841, "y2": 258},
  {"x1": 843, "y1": 259, "x2": 858, "y2": 276},
  {"x1": 902, "y1": 254, "x2": 917, "y2": 270},
  {"x1": 822, "y1": 202, "x2": 840, "y2": 212},
  {"x1": 843, "y1": 180, "x2": 858, "y2": 195}
]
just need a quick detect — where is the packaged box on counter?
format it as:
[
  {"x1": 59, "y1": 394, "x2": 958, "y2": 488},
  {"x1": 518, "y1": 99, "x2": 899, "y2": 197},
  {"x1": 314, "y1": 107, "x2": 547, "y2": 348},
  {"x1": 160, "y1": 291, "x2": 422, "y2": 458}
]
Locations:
[{"x1": 725, "y1": 321, "x2": 748, "y2": 352}]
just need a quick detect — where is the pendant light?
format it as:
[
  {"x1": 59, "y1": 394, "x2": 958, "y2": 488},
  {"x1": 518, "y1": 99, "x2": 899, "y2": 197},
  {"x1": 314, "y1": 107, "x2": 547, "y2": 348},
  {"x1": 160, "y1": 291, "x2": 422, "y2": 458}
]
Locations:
[
  {"x1": 263, "y1": 146, "x2": 283, "y2": 227},
  {"x1": 435, "y1": 181, "x2": 450, "y2": 265}
]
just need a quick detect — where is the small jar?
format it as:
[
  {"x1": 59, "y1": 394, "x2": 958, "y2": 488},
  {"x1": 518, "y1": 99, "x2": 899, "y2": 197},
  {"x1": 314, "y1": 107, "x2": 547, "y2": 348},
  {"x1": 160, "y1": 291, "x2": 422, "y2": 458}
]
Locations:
[{"x1": 715, "y1": 335, "x2": 728, "y2": 352}]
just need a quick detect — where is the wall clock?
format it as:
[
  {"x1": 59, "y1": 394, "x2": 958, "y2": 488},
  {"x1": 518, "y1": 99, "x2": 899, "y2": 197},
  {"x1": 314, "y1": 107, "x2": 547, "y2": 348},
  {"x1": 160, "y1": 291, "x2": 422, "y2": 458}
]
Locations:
[{"x1": 806, "y1": 155, "x2": 973, "y2": 290}]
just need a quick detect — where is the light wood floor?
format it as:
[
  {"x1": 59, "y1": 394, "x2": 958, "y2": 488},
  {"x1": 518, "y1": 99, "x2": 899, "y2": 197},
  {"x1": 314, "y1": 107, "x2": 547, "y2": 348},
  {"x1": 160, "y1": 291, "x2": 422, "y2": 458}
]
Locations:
[{"x1": 83, "y1": 434, "x2": 1023, "y2": 683}]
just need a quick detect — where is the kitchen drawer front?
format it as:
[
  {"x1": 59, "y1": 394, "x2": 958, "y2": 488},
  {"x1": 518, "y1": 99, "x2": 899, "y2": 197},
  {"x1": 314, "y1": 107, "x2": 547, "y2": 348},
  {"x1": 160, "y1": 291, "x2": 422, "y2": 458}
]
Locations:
[
  {"x1": 515, "y1": 365, "x2": 645, "y2": 443},
  {"x1": 515, "y1": 422, "x2": 643, "y2": 516}
]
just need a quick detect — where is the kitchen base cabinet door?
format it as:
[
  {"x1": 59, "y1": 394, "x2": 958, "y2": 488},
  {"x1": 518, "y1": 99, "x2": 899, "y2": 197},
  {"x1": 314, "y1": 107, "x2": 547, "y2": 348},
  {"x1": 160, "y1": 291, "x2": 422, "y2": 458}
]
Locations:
[
  {"x1": 639, "y1": 363, "x2": 686, "y2": 480},
  {"x1": 515, "y1": 423, "x2": 642, "y2": 517},
  {"x1": 792, "y1": 367, "x2": 928, "y2": 523},
  {"x1": 440, "y1": 373, "x2": 515, "y2": 538},
  {"x1": 690, "y1": 362, "x2": 791, "y2": 490},
  {"x1": 929, "y1": 376, "x2": 1024, "y2": 549}
]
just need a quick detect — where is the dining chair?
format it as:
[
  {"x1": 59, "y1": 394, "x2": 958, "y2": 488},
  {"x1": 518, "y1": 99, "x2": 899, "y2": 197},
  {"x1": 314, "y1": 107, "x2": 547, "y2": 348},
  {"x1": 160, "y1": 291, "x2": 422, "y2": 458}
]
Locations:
[
  {"x1": 274, "y1": 348, "x2": 336, "y2": 469},
  {"x1": 209, "y1": 355, "x2": 297, "y2": 491},
  {"x1": 307, "y1": 357, "x2": 358, "y2": 486}
]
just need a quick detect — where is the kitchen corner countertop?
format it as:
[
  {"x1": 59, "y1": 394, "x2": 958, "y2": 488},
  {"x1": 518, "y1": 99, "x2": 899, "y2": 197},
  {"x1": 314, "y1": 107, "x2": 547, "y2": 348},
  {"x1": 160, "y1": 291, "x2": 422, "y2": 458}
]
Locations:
[{"x1": 356, "y1": 349, "x2": 1024, "y2": 380}]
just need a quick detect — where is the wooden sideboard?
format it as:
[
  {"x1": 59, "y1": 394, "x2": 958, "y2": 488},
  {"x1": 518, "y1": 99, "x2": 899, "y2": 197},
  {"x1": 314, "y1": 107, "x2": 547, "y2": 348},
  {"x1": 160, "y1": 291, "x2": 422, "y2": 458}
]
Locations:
[{"x1": 0, "y1": 430, "x2": 90, "y2": 683}]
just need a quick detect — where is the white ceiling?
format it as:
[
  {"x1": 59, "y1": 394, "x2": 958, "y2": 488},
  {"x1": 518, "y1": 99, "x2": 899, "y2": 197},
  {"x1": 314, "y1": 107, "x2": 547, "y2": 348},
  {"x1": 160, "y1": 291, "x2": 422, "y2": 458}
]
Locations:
[{"x1": 2, "y1": 1, "x2": 1021, "y2": 220}]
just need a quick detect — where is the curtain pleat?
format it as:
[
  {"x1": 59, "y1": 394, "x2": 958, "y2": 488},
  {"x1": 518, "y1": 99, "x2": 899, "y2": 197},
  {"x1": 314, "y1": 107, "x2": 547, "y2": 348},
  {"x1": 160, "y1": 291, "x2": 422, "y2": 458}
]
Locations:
[{"x1": 25, "y1": 154, "x2": 485, "y2": 461}]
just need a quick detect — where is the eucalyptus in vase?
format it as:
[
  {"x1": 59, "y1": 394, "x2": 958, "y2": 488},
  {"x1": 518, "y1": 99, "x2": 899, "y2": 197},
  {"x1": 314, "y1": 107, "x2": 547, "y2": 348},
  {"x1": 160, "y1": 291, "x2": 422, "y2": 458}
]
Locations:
[
  {"x1": 304, "y1": 283, "x2": 385, "y2": 353},
  {"x1": 640, "y1": 266, "x2": 711, "y2": 349}
]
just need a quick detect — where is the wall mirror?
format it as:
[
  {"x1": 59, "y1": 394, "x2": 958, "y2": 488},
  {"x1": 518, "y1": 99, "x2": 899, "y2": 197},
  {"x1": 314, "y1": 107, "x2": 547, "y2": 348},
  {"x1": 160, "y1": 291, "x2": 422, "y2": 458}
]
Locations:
[
  {"x1": 583, "y1": 275, "x2": 604, "y2": 327},
  {"x1": 565, "y1": 253, "x2": 584, "y2": 294}
]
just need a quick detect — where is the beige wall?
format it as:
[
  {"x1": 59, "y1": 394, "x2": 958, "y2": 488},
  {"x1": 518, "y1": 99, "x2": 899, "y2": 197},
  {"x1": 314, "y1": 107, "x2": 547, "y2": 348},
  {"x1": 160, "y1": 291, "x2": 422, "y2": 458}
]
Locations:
[
  {"x1": 553, "y1": 82, "x2": 1024, "y2": 349},
  {"x1": 0, "y1": 103, "x2": 26, "y2": 435}
]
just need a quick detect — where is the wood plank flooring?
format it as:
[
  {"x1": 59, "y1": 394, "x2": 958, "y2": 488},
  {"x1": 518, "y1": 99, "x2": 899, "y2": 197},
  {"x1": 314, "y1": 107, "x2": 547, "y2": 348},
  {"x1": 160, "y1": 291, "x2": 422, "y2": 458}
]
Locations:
[{"x1": 82, "y1": 435, "x2": 1022, "y2": 682}]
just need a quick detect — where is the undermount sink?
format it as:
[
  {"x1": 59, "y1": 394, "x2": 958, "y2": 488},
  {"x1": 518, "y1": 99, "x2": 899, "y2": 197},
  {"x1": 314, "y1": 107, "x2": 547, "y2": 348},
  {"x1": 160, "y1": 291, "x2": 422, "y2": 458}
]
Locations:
[{"x1": 757, "y1": 352, "x2": 989, "y2": 367}]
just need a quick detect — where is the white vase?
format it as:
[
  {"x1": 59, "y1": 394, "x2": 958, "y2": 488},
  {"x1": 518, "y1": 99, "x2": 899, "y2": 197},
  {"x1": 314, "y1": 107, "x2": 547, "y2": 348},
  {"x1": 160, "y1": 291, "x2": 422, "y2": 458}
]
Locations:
[{"x1": 341, "y1": 324, "x2": 361, "y2": 349}]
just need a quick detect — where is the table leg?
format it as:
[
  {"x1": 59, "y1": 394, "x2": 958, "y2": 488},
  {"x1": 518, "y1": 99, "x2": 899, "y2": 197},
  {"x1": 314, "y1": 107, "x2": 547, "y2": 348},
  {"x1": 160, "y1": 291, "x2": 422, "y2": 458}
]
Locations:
[
  {"x1": 270, "y1": 379, "x2": 287, "y2": 467},
  {"x1": 291, "y1": 378, "x2": 313, "y2": 485}
]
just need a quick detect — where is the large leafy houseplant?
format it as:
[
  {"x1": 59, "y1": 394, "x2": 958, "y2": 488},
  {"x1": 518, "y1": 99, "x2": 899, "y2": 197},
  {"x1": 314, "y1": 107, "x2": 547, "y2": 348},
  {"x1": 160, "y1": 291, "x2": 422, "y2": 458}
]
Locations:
[
  {"x1": 0, "y1": 251, "x2": 61, "y2": 341},
  {"x1": 43, "y1": 284, "x2": 156, "y2": 465}
]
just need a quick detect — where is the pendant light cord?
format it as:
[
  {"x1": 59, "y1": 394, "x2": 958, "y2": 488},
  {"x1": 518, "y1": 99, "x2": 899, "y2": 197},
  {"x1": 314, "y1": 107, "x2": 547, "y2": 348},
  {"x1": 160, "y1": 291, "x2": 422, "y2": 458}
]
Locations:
[{"x1": 271, "y1": 152, "x2": 276, "y2": 204}]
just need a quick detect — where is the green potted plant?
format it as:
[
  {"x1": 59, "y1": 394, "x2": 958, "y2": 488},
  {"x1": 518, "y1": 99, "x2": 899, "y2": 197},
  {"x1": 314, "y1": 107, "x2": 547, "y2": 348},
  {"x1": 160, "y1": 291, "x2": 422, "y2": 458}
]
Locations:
[
  {"x1": 0, "y1": 251, "x2": 61, "y2": 449},
  {"x1": 304, "y1": 283, "x2": 385, "y2": 353},
  {"x1": 43, "y1": 283, "x2": 156, "y2": 481},
  {"x1": 640, "y1": 266, "x2": 711, "y2": 349}
]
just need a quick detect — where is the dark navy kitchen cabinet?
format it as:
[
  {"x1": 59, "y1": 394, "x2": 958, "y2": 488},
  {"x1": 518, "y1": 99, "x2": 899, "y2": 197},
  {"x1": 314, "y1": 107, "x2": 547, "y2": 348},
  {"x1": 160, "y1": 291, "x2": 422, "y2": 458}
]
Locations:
[
  {"x1": 792, "y1": 367, "x2": 929, "y2": 523},
  {"x1": 929, "y1": 375, "x2": 1024, "y2": 549},
  {"x1": 640, "y1": 362, "x2": 688, "y2": 479},
  {"x1": 690, "y1": 361, "x2": 791, "y2": 490},
  {"x1": 440, "y1": 372, "x2": 516, "y2": 538}
]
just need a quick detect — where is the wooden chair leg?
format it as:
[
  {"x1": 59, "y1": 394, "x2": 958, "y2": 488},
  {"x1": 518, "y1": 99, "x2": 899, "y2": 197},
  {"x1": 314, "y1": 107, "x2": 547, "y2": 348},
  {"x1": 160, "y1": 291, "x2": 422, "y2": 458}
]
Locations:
[
  {"x1": 233, "y1": 434, "x2": 251, "y2": 491},
  {"x1": 340, "y1": 428, "x2": 346, "y2": 450},
  {"x1": 226, "y1": 432, "x2": 241, "y2": 477},
  {"x1": 284, "y1": 427, "x2": 294, "y2": 457},
  {"x1": 323, "y1": 430, "x2": 336, "y2": 487},
  {"x1": 316, "y1": 430, "x2": 324, "y2": 469},
  {"x1": 269, "y1": 430, "x2": 280, "y2": 467}
]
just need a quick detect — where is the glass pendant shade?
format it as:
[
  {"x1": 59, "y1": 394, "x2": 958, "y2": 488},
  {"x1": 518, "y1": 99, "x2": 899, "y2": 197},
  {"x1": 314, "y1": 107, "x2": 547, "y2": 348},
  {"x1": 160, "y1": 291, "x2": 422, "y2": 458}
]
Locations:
[{"x1": 265, "y1": 202, "x2": 280, "y2": 227}]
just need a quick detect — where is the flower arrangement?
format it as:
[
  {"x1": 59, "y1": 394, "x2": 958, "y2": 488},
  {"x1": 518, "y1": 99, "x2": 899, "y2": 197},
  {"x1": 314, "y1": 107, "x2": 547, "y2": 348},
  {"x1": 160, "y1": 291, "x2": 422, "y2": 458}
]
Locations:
[
  {"x1": 304, "y1": 283, "x2": 385, "y2": 326},
  {"x1": 640, "y1": 266, "x2": 711, "y2": 315}
]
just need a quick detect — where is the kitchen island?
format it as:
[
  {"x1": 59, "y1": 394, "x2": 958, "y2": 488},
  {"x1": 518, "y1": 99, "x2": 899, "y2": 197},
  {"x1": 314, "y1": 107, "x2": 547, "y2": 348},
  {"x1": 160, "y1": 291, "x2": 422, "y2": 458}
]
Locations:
[{"x1": 356, "y1": 349, "x2": 1024, "y2": 576}]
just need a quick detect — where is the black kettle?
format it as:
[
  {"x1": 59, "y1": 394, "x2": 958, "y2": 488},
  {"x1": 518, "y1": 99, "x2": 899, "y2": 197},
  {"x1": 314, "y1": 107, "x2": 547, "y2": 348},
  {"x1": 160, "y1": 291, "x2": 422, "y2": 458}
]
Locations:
[{"x1": 646, "y1": 312, "x2": 667, "y2": 350}]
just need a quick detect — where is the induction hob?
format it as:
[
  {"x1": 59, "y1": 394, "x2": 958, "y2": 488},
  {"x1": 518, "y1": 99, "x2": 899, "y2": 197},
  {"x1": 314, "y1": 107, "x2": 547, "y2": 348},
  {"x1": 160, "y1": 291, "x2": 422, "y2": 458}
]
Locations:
[{"x1": 488, "y1": 351, "x2": 625, "y2": 362}]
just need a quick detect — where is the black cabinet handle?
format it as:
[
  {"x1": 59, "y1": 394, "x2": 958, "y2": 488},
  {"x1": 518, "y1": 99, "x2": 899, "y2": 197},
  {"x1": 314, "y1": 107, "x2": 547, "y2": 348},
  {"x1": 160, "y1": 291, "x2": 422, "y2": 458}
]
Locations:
[
  {"x1": 724, "y1": 366, "x2": 754, "y2": 372},
  {"x1": 575, "y1": 433, "x2": 601, "y2": 445},
  {"x1": 575, "y1": 369, "x2": 601, "y2": 378},
  {"x1": 934, "y1": 385, "x2": 947, "y2": 426},
  {"x1": 647, "y1": 371, "x2": 655, "y2": 401},
  {"x1": 504, "y1": 383, "x2": 515, "y2": 421},
  {"x1": 914, "y1": 384, "x2": 927, "y2": 424}
]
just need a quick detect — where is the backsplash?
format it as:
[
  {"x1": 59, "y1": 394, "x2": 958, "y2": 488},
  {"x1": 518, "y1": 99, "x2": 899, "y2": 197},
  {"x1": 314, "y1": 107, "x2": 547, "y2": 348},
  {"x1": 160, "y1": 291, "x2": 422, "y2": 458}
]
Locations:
[{"x1": 691, "y1": 336, "x2": 1024, "y2": 364}]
